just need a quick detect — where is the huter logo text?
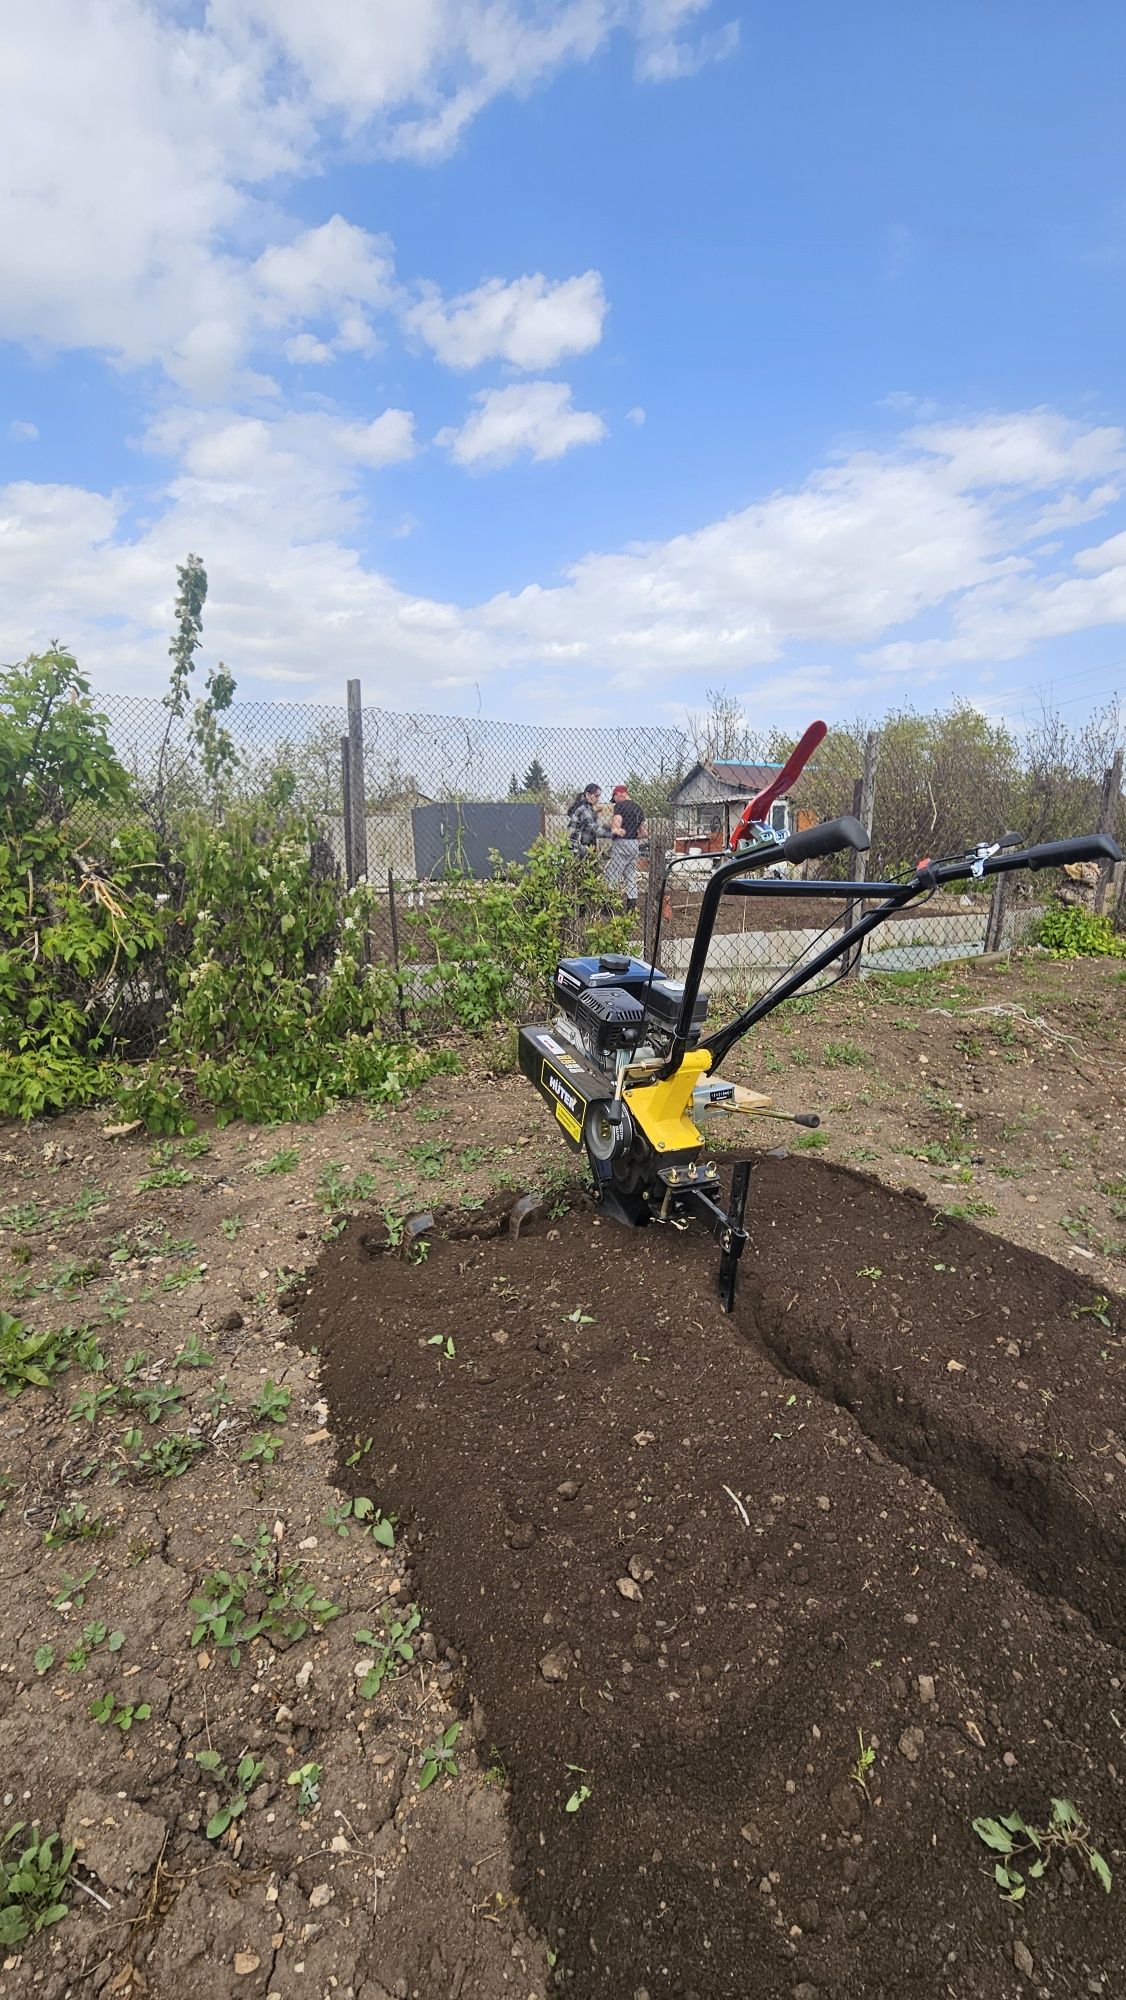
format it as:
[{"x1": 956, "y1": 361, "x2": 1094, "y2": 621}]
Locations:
[{"x1": 546, "y1": 1072, "x2": 580, "y2": 1117}]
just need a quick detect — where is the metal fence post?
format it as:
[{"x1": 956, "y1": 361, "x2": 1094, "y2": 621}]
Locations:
[
  {"x1": 387, "y1": 869, "x2": 408, "y2": 1032},
  {"x1": 340, "y1": 736, "x2": 354, "y2": 886},
  {"x1": 842, "y1": 729, "x2": 879, "y2": 974},
  {"x1": 345, "y1": 679, "x2": 369, "y2": 886},
  {"x1": 983, "y1": 869, "x2": 1011, "y2": 954},
  {"x1": 1093, "y1": 748, "x2": 1123, "y2": 915}
]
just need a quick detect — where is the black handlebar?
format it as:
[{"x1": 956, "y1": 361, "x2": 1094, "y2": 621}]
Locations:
[
  {"x1": 999, "y1": 833, "x2": 1120, "y2": 873},
  {"x1": 924, "y1": 832, "x2": 1121, "y2": 884},
  {"x1": 658, "y1": 823, "x2": 1121, "y2": 1081},
  {"x1": 781, "y1": 814, "x2": 870, "y2": 867}
]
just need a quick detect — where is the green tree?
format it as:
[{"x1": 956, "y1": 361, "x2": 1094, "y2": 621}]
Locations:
[{"x1": 521, "y1": 757, "x2": 550, "y2": 797}]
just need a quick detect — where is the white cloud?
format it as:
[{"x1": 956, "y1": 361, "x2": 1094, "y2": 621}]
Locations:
[
  {"x1": 254, "y1": 216, "x2": 394, "y2": 326},
  {"x1": 334, "y1": 411, "x2": 417, "y2": 468},
  {"x1": 0, "y1": 2, "x2": 731, "y2": 392},
  {"x1": 626, "y1": 405, "x2": 646, "y2": 426},
  {"x1": 437, "y1": 382, "x2": 607, "y2": 467},
  {"x1": 406, "y1": 271, "x2": 607, "y2": 371},
  {"x1": 284, "y1": 333, "x2": 335, "y2": 365},
  {"x1": 907, "y1": 410, "x2": 1124, "y2": 492},
  {"x1": 5, "y1": 406, "x2": 1126, "y2": 722},
  {"x1": 633, "y1": 0, "x2": 739, "y2": 82},
  {"x1": 7, "y1": 421, "x2": 39, "y2": 441}
]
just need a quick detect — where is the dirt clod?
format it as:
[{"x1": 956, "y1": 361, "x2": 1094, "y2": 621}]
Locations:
[
  {"x1": 62, "y1": 1789, "x2": 166, "y2": 1891},
  {"x1": 1014, "y1": 1940, "x2": 1034, "y2": 1977}
]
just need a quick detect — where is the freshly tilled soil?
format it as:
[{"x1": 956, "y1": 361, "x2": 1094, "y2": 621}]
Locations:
[{"x1": 295, "y1": 1161, "x2": 1126, "y2": 2000}]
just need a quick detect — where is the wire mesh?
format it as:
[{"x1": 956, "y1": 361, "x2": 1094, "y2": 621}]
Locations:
[{"x1": 94, "y1": 689, "x2": 1124, "y2": 1013}]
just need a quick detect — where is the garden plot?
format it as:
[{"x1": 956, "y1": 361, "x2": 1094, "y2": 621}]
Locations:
[{"x1": 295, "y1": 1170, "x2": 1126, "y2": 2000}]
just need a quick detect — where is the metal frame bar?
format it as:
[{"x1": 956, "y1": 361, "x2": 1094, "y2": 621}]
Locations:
[{"x1": 658, "y1": 831, "x2": 1123, "y2": 1080}]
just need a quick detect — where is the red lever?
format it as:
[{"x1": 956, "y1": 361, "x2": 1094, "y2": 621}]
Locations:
[{"x1": 728, "y1": 719, "x2": 828, "y2": 851}]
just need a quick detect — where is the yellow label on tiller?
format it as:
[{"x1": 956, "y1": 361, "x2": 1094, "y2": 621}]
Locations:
[{"x1": 554, "y1": 1100, "x2": 583, "y2": 1143}]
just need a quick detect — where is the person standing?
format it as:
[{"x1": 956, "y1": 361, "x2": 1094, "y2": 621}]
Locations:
[
  {"x1": 606, "y1": 782, "x2": 646, "y2": 910},
  {"x1": 566, "y1": 783, "x2": 603, "y2": 857}
]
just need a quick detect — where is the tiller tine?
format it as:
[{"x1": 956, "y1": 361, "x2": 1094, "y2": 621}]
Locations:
[
  {"x1": 508, "y1": 1191, "x2": 544, "y2": 1241},
  {"x1": 717, "y1": 1161, "x2": 751, "y2": 1314},
  {"x1": 401, "y1": 1211, "x2": 434, "y2": 1255}
]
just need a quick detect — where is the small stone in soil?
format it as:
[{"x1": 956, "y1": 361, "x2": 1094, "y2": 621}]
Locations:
[
  {"x1": 898, "y1": 1727, "x2": 925, "y2": 1762},
  {"x1": 1013, "y1": 1941, "x2": 1034, "y2": 1978},
  {"x1": 539, "y1": 1646, "x2": 573, "y2": 1683}
]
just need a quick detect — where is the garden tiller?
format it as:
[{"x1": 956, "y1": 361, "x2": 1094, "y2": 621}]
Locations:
[{"x1": 519, "y1": 721, "x2": 1122, "y2": 1310}]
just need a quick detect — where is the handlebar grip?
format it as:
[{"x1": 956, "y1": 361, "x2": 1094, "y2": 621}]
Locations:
[
  {"x1": 994, "y1": 834, "x2": 1122, "y2": 873},
  {"x1": 780, "y1": 814, "x2": 870, "y2": 867}
]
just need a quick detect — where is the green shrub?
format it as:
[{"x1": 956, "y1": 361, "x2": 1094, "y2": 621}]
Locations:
[
  {"x1": 0, "y1": 649, "x2": 166, "y2": 1117},
  {"x1": 157, "y1": 778, "x2": 443, "y2": 1122},
  {"x1": 407, "y1": 838, "x2": 634, "y2": 1032},
  {"x1": 1035, "y1": 904, "x2": 1125, "y2": 959}
]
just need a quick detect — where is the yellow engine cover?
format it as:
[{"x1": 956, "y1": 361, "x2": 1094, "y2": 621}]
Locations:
[{"x1": 623, "y1": 1047, "x2": 712, "y2": 1158}]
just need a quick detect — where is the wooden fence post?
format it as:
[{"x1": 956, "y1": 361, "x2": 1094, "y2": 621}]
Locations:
[
  {"x1": 1093, "y1": 748, "x2": 1123, "y2": 915},
  {"x1": 842, "y1": 730, "x2": 880, "y2": 974}
]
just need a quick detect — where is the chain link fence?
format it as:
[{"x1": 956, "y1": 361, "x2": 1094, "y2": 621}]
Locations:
[{"x1": 100, "y1": 686, "x2": 1125, "y2": 1013}]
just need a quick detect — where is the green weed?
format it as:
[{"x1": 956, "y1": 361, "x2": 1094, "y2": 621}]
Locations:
[
  {"x1": 822, "y1": 1041, "x2": 868, "y2": 1069},
  {"x1": 88, "y1": 1694, "x2": 151, "y2": 1731},
  {"x1": 44, "y1": 1503, "x2": 111, "y2": 1549},
  {"x1": 254, "y1": 1147, "x2": 300, "y2": 1176},
  {"x1": 194, "y1": 1751, "x2": 265, "y2": 1840},
  {"x1": 0, "y1": 1824, "x2": 74, "y2": 1943},
  {"x1": 418, "y1": 1724, "x2": 460, "y2": 1790},
  {"x1": 286, "y1": 1762, "x2": 322, "y2": 1814},
  {"x1": 239, "y1": 1431, "x2": 283, "y2": 1465},
  {"x1": 252, "y1": 1380, "x2": 290, "y2": 1425},
  {"x1": 190, "y1": 1534, "x2": 339, "y2": 1666},
  {"x1": 136, "y1": 1164, "x2": 194, "y2": 1191},
  {"x1": 973, "y1": 1798, "x2": 1111, "y2": 1901},
  {"x1": 850, "y1": 1730, "x2": 876, "y2": 1799},
  {"x1": 354, "y1": 1607, "x2": 421, "y2": 1698}
]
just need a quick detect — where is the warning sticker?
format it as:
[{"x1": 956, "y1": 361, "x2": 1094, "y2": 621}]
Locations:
[
  {"x1": 554, "y1": 1100, "x2": 582, "y2": 1143},
  {"x1": 539, "y1": 1033, "x2": 566, "y2": 1054}
]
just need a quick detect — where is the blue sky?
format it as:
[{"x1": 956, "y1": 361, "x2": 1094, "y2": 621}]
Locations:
[{"x1": 2, "y1": 1, "x2": 1125, "y2": 732}]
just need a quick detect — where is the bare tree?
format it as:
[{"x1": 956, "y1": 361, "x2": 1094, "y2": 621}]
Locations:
[{"x1": 686, "y1": 686, "x2": 755, "y2": 764}]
